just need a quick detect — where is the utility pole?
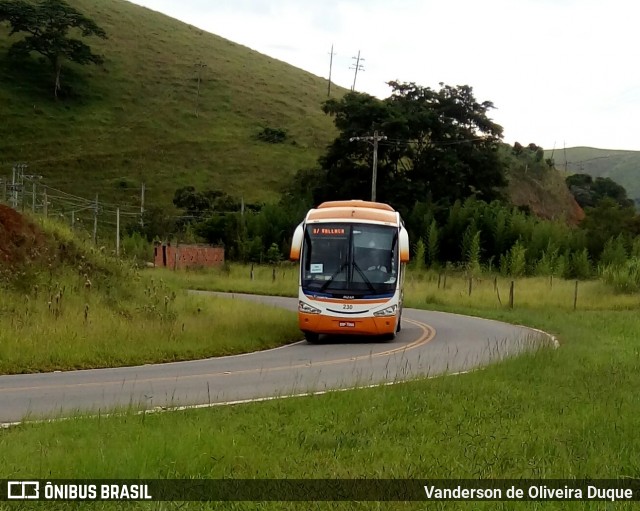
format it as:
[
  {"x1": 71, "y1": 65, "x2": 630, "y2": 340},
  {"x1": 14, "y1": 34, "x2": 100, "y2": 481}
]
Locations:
[
  {"x1": 116, "y1": 207, "x2": 120, "y2": 257},
  {"x1": 23, "y1": 173, "x2": 41, "y2": 212},
  {"x1": 93, "y1": 194, "x2": 98, "y2": 245},
  {"x1": 11, "y1": 165, "x2": 16, "y2": 208},
  {"x1": 349, "y1": 131, "x2": 387, "y2": 202},
  {"x1": 195, "y1": 61, "x2": 207, "y2": 118},
  {"x1": 327, "y1": 44, "x2": 336, "y2": 97},
  {"x1": 349, "y1": 50, "x2": 365, "y2": 92},
  {"x1": 140, "y1": 182, "x2": 145, "y2": 228}
]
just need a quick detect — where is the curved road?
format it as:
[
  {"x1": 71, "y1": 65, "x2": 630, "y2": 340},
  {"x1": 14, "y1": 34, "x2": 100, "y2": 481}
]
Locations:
[{"x1": 0, "y1": 293, "x2": 555, "y2": 425}]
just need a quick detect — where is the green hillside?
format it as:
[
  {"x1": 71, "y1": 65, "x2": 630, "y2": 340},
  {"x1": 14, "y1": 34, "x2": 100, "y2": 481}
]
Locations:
[
  {"x1": 0, "y1": 0, "x2": 343, "y2": 208},
  {"x1": 545, "y1": 147, "x2": 640, "y2": 205},
  {"x1": 0, "y1": 0, "x2": 584, "y2": 226}
]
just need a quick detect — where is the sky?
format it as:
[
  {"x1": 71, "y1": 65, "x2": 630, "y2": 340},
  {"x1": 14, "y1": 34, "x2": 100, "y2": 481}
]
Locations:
[{"x1": 128, "y1": 0, "x2": 640, "y2": 151}]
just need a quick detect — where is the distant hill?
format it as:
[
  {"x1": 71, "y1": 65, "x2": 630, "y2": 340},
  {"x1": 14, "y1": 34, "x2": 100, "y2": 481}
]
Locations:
[
  {"x1": 544, "y1": 147, "x2": 640, "y2": 206},
  {"x1": 0, "y1": 0, "x2": 344, "y2": 208}
]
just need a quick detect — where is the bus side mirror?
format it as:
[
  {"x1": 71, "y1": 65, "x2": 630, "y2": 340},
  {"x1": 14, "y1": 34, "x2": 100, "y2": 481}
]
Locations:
[
  {"x1": 290, "y1": 223, "x2": 304, "y2": 261},
  {"x1": 399, "y1": 228, "x2": 410, "y2": 263}
]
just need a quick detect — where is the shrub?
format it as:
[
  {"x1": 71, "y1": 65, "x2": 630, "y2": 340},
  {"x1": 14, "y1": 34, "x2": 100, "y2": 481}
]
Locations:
[
  {"x1": 570, "y1": 248, "x2": 592, "y2": 279},
  {"x1": 413, "y1": 238, "x2": 426, "y2": 271},
  {"x1": 601, "y1": 258, "x2": 640, "y2": 293},
  {"x1": 256, "y1": 127, "x2": 287, "y2": 143}
]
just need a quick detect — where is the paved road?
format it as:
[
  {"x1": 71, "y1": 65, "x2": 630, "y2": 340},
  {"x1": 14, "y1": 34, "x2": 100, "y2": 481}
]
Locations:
[{"x1": 0, "y1": 293, "x2": 554, "y2": 425}]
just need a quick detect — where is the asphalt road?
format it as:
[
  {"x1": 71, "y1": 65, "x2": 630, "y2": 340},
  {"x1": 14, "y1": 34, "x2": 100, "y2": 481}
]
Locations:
[{"x1": 0, "y1": 293, "x2": 554, "y2": 425}]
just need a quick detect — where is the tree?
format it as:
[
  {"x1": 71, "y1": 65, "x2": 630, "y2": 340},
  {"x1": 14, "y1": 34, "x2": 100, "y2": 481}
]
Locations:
[
  {"x1": 313, "y1": 81, "x2": 506, "y2": 214},
  {"x1": 580, "y1": 198, "x2": 637, "y2": 257},
  {"x1": 566, "y1": 174, "x2": 634, "y2": 209},
  {"x1": 0, "y1": 0, "x2": 107, "y2": 98}
]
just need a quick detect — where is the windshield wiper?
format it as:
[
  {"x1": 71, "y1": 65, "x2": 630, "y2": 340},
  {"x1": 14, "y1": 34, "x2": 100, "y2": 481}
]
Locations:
[
  {"x1": 319, "y1": 261, "x2": 349, "y2": 292},
  {"x1": 352, "y1": 261, "x2": 377, "y2": 295}
]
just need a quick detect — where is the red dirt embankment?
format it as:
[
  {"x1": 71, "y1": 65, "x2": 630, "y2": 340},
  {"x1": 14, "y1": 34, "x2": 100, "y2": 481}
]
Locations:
[{"x1": 0, "y1": 204, "x2": 50, "y2": 266}]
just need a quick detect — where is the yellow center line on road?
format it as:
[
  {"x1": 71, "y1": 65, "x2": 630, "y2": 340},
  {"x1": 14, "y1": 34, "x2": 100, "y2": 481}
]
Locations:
[{"x1": 0, "y1": 319, "x2": 436, "y2": 394}]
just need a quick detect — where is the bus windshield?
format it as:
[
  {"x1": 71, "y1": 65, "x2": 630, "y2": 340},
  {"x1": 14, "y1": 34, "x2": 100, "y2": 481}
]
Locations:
[{"x1": 302, "y1": 223, "x2": 398, "y2": 297}]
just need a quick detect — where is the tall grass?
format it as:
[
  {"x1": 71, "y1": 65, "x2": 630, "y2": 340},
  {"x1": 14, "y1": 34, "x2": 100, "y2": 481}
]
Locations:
[
  {"x1": 159, "y1": 263, "x2": 640, "y2": 312},
  {"x1": 0, "y1": 222, "x2": 300, "y2": 374},
  {"x1": 0, "y1": 276, "x2": 300, "y2": 374}
]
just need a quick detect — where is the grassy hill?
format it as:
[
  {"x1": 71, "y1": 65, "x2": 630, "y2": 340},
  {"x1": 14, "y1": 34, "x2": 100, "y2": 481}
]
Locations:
[
  {"x1": 0, "y1": 0, "x2": 343, "y2": 209},
  {"x1": 544, "y1": 147, "x2": 640, "y2": 205},
  {"x1": 0, "y1": 0, "x2": 583, "y2": 227}
]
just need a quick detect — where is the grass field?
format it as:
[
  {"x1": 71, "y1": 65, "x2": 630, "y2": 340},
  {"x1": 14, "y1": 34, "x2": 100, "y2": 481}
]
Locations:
[
  {"x1": 157, "y1": 263, "x2": 640, "y2": 311},
  {"x1": 0, "y1": 276, "x2": 299, "y2": 374},
  {"x1": 0, "y1": 223, "x2": 300, "y2": 374},
  {"x1": 1, "y1": 304, "x2": 639, "y2": 509}
]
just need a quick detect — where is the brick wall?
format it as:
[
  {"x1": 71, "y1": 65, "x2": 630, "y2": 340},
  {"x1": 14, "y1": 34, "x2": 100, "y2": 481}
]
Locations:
[{"x1": 153, "y1": 243, "x2": 224, "y2": 269}]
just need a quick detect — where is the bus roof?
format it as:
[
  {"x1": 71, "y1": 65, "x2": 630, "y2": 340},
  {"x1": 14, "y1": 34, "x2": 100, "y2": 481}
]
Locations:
[
  {"x1": 317, "y1": 200, "x2": 395, "y2": 212},
  {"x1": 308, "y1": 200, "x2": 399, "y2": 225}
]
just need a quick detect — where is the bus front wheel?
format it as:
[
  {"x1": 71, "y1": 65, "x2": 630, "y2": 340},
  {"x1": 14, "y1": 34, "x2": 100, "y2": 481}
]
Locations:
[
  {"x1": 304, "y1": 331, "x2": 320, "y2": 343},
  {"x1": 396, "y1": 311, "x2": 402, "y2": 333}
]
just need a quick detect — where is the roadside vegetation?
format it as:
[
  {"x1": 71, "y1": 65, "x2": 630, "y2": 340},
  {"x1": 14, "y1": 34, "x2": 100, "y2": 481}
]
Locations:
[
  {"x1": 158, "y1": 262, "x2": 640, "y2": 312},
  {"x1": 0, "y1": 209, "x2": 299, "y2": 375}
]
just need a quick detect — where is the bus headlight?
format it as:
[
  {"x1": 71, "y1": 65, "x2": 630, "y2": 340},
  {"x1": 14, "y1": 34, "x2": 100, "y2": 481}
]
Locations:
[
  {"x1": 373, "y1": 304, "x2": 397, "y2": 317},
  {"x1": 299, "y1": 301, "x2": 321, "y2": 314}
]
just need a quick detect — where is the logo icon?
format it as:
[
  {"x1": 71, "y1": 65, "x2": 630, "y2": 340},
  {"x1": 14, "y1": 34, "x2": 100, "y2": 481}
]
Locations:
[{"x1": 7, "y1": 481, "x2": 40, "y2": 500}]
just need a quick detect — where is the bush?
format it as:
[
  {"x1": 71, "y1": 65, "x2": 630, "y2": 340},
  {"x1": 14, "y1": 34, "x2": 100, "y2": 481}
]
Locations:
[
  {"x1": 570, "y1": 248, "x2": 592, "y2": 279},
  {"x1": 413, "y1": 238, "x2": 426, "y2": 271},
  {"x1": 121, "y1": 232, "x2": 152, "y2": 264},
  {"x1": 601, "y1": 258, "x2": 640, "y2": 293},
  {"x1": 256, "y1": 127, "x2": 287, "y2": 144},
  {"x1": 504, "y1": 241, "x2": 527, "y2": 277}
]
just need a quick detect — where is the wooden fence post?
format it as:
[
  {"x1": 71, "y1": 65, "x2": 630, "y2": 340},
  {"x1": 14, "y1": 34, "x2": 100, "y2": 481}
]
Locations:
[
  {"x1": 574, "y1": 280, "x2": 579, "y2": 310},
  {"x1": 509, "y1": 280, "x2": 514, "y2": 309}
]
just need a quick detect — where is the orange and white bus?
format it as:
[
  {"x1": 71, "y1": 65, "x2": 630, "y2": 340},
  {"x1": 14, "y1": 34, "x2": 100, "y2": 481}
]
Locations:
[{"x1": 290, "y1": 200, "x2": 410, "y2": 342}]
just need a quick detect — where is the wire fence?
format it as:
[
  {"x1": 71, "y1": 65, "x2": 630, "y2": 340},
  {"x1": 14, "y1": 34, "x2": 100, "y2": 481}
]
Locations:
[{"x1": 0, "y1": 164, "x2": 145, "y2": 255}]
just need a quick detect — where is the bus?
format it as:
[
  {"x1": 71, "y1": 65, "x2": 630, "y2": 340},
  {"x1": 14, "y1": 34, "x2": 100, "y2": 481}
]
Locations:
[{"x1": 289, "y1": 200, "x2": 410, "y2": 342}]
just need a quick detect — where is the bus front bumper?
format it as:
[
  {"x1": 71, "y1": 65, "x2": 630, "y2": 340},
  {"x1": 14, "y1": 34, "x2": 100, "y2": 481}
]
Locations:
[{"x1": 299, "y1": 312, "x2": 397, "y2": 336}]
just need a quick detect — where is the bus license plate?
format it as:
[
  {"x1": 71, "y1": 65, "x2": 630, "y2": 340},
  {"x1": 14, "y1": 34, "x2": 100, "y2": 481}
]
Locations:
[{"x1": 339, "y1": 321, "x2": 355, "y2": 328}]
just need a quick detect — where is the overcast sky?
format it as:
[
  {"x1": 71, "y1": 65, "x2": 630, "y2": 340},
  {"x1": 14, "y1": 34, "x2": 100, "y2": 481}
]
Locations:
[{"x1": 129, "y1": 0, "x2": 640, "y2": 151}]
